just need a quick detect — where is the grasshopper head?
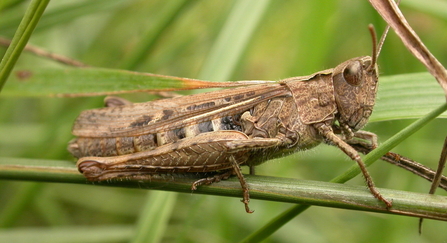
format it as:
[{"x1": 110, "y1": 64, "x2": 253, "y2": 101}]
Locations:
[{"x1": 332, "y1": 56, "x2": 379, "y2": 131}]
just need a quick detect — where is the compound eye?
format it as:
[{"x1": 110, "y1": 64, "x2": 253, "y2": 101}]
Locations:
[{"x1": 343, "y1": 61, "x2": 363, "y2": 86}]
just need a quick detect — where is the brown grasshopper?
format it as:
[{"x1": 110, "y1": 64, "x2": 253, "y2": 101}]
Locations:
[{"x1": 68, "y1": 27, "x2": 392, "y2": 213}]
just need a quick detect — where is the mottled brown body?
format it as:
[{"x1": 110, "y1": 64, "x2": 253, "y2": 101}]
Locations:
[{"x1": 69, "y1": 55, "x2": 391, "y2": 212}]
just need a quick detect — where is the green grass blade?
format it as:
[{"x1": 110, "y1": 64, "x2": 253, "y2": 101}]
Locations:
[
  {"x1": 0, "y1": 0, "x2": 127, "y2": 36},
  {"x1": 372, "y1": 72, "x2": 445, "y2": 121},
  {"x1": 240, "y1": 204, "x2": 310, "y2": 243},
  {"x1": 0, "y1": 183, "x2": 42, "y2": 228},
  {"x1": 2, "y1": 67, "x2": 241, "y2": 97},
  {"x1": 198, "y1": 0, "x2": 271, "y2": 81},
  {"x1": 3, "y1": 69, "x2": 445, "y2": 121},
  {"x1": 0, "y1": 158, "x2": 83, "y2": 183},
  {"x1": 1, "y1": 158, "x2": 447, "y2": 221},
  {"x1": 119, "y1": 0, "x2": 194, "y2": 70},
  {"x1": 0, "y1": 0, "x2": 50, "y2": 93},
  {"x1": 130, "y1": 191, "x2": 177, "y2": 243}
]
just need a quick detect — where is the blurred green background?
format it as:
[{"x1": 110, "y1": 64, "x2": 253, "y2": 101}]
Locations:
[{"x1": 1, "y1": 0, "x2": 447, "y2": 242}]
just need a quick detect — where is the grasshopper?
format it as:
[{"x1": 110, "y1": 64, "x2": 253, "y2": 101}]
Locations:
[{"x1": 68, "y1": 26, "x2": 392, "y2": 213}]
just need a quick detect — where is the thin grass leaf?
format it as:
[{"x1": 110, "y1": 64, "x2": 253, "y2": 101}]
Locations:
[
  {"x1": 0, "y1": 158, "x2": 82, "y2": 183},
  {"x1": 130, "y1": 191, "x2": 177, "y2": 243},
  {"x1": 3, "y1": 68, "x2": 446, "y2": 120},
  {"x1": 372, "y1": 72, "x2": 445, "y2": 121},
  {"x1": 119, "y1": 0, "x2": 195, "y2": 71},
  {"x1": 0, "y1": 0, "x2": 50, "y2": 92},
  {"x1": 1, "y1": 157, "x2": 447, "y2": 222},
  {"x1": 34, "y1": 192, "x2": 72, "y2": 226},
  {"x1": 0, "y1": 183, "x2": 42, "y2": 228},
  {"x1": 2, "y1": 67, "x2": 244, "y2": 97},
  {"x1": 0, "y1": 0, "x2": 127, "y2": 36},
  {"x1": 198, "y1": 0, "x2": 271, "y2": 81}
]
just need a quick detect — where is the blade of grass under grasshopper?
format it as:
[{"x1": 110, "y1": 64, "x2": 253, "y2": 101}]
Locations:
[
  {"x1": 0, "y1": 0, "x2": 49, "y2": 93},
  {"x1": 241, "y1": 103, "x2": 447, "y2": 243},
  {"x1": 2, "y1": 158, "x2": 447, "y2": 220}
]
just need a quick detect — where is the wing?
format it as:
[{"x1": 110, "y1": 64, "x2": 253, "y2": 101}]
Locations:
[{"x1": 72, "y1": 83, "x2": 291, "y2": 138}]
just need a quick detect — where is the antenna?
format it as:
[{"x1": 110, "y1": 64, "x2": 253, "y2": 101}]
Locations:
[
  {"x1": 376, "y1": 25, "x2": 390, "y2": 61},
  {"x1": 367, "y1": 24, "x2": 378, "y2": 71},
  {"x1": 367, "y1": 23, "x2": 390, "y2": 72},
  {"x1": 372, "y1": 0, "x2": 401, "y2": 68}
]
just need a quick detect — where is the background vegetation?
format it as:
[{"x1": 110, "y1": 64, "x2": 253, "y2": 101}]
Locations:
[{"x1": 1, "y1": 0, "x2": 447, "y2": 242}]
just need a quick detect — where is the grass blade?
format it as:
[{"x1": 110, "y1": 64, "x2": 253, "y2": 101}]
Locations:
[
  {"x1": 0, "y1": 0, "x2": 50, "y2": 93},
  {"x1": 198, "y1": 0, "x2": 271, "y2": 81},
  {"x1": 130, "y1": 191, "x2": 177, "y2": 243}
]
